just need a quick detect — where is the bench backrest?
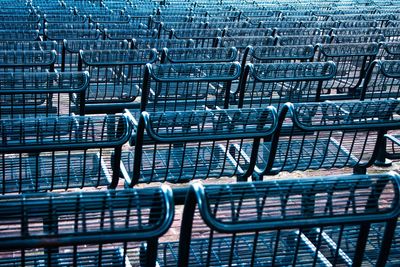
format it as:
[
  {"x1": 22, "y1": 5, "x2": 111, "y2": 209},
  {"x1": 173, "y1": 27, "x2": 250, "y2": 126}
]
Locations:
[
  {"x1": 238, "y1": 61, "x2": 336, "y2": 110},
  {"x1": 361, "y1": 60, "x2": 400, "y2": 100},
  {"x1": 141, "y1": 62, "x2": 241, "y2": 112}
]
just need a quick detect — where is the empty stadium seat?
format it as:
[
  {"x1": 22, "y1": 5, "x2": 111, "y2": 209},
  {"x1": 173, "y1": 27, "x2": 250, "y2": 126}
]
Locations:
[
  {"x1": 0, "y1": 114, "x2": 131, "y2": 193},
  {"x1": 158, "y1": 172, "x2": 400, "y2": 266},
  {"x1": 78, "y1": 49, "x2": 158, "y2": 113},
  {"x1": 121, "y1": 107, "x2": 277, "y2": 188},
  {"x1": 317, "y1": 42, "x2": 379, "y2": 99},
  {"x1": 0, "y1": 71, "x2": 88, "y2": 119},
  {"x1": 237, "y1": 61, "x2": 336, "y2": 109},
  {"x1": 250, "y1": 100, "x2": 400, "y2": 177},
  {"x1": 0, "y1": 50, "x2": 56, "y2": 72},
  {"x1": 0, "y1": 186, "x2": 174, "y2": 267}
]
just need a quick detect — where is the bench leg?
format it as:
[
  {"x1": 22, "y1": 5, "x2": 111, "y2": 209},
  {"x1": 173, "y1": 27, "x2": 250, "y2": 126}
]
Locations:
[
  {"x1": 43, "y1": 215, "x2": 59, "y2": 267},
  {"x1": 353, "y1": 166, "x2": 367, "y2": 175},
  {"x1": 374, "y1": 131, "x2": 392, "y2": 167},
  {"x1": 376, "y1": 218, "x2": 398, "y2": 266}
]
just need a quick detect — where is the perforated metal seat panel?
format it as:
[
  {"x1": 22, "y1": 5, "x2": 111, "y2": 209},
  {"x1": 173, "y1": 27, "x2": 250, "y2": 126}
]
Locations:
[
  {"x1": 257, "y1": 137, "x2": 360, "y2": 172},
  {"x1": 159, "y1": 232, "x2": 332, "y2": 267},
  {"x1": 121, "y1": 143, "x2": 241, "y2": 184}
]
